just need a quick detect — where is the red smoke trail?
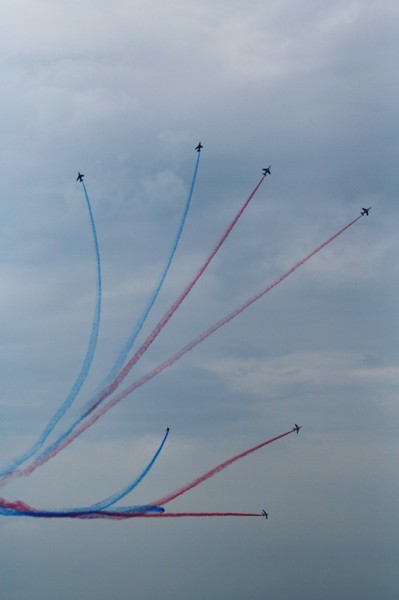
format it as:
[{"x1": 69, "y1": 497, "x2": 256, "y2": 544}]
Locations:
[
  {"x1": 12, "y1": 215, "x2": 361, "y2": 480},
  {"x1": 97, "y1": 512, "x2": 262, "y2": 519},
  {"x1": 150, "y1": 429, "x2": 294, "y2": 507},
  {"x1": 84, "y1": 174, "x2": 266, "y2": 416}
]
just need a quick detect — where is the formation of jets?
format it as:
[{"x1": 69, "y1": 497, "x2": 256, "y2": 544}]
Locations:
[
  {"x1": 73, "y1": 144, "x2": 371, "y2": 527},
  {"x1": 72, "y1": 146, "x2": 372, "y2": 526}
]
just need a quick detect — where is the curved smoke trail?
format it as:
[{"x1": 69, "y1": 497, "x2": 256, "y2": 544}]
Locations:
[
  {"x1": 9, "y1": 214, "x2": 361, "y2": 477},
  {"x1": 0, "y1": 172, "x2": 268, "y2": 485},
  {"x1": 95, "y1": 150, "x2": 201, "y2": 394},
  {"x1": 0, "y1": 429, "x2": 169, "y2": 518},
  {"x1": 0, "y1": 178, "x2": 102, "y2": 478},
  {"x1": 84, "y1": 427, "x2": 169, "y2": 511}
]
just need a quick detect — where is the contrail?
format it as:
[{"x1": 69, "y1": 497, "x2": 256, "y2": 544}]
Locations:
[
  {"x1": 0, "y1": 178, "x2": 102, "y2": 478},
  {"x1": 4, "y1": 214, "x2": 361, "y2": 482},
  {"x1": 95, "y1": 150, "x2": 201, "y2": 393}
]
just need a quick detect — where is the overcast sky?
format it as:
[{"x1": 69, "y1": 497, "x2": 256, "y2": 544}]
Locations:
[{"x1": 1, "y1": 1, "x2": 398, "y2": 599}]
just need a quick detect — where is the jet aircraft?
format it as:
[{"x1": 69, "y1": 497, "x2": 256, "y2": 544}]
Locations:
[
  {"x1": 166, "y1": 427, "x2": 170, "y2": 433},
  {"x1": 293, "y1": 424, "x2": 302, "y2": 434},
  {"x1": 76, "y1": 172, "x2": 84, "y2": 182},
  {"x1": 262, "y1": 165, "x2": 271, "y2": 176},
  {"x1": 262, "y1": 510, "x2": 268, "y2": 519},
  {"x1": 361, "y1": 207, "x2": 371, "y2": 216},
  {"x1": 195, "y1": 142, "x2": 203, "y2": 152}
]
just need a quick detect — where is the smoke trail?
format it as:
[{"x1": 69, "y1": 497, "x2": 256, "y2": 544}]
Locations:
[
  {"x1": 0, "y1": 178, "x2": 102, "y2": 478},
  {"x1": 83, "y1": 172, "x2": 266, "y2": 418},
  {"x1": 83, "y1": 511, "x2": 260, "y2": 519},
  {"x1": 0, "y1": 499, "x2": 260, "y2": 520},
  {"x1": 1, "y1": 172, "x2": 265, "y2": 479},
  {"x1": 151, "y1": 429, "x2": 294, "y2": 507},
  {"x1": 5, "y1": 214, "x2": 360, "y2": 482},
  {"x1": 0, "y1": 498, "x2": 163, "y2": 519},
  {"x1": 84, "y1": 427, "x2": 169, "y2": 511},
  {"x1": 0, "y1": 429, "x2": 169, "y2": 518},
  {"x1": 106, "y1": 512, "x2": 262, "y2": 519},
  {"x1": 94, "y1": 150, "x2": 201, "y2": 394}
]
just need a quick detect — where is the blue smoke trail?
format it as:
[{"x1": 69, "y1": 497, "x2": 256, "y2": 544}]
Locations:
[
  {"x1": 0, "y1": 178, "x2": 102, "y2": 478},
  {"x1": 84, "y1": 427, "x2": 169, "y2": 511},
  {"x1": 0, "y1": 429, "x2": 169, "y2": 518},
  {"x1": 92, "y1": 150, "x2": 201, "y2": 399},
  {"x1": 0, "y1": 503, "x2": 164, "y2": 519}
]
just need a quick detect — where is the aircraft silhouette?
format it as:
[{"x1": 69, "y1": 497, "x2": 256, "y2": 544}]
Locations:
[
  {"x1": 76, "y1": 172, "x2": 84, "y2": 182},
  {"x1": 262, "y1": 165, "x2": 271, "y2": 176},
  {"x1": 361, "y1": 207, "x2": 371, "y2": 216},
  {"x1": 262, "y1": 510, "x2": 268, "y2": 519},
  {"x1": 195, "y1": 142, "x2": 203, "y2": 152},
  {"x1": 293, "y1": 424, "x2": 302, "y2": 434}
]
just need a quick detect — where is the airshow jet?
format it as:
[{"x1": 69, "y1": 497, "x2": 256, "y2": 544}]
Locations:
[
  {"x1": 361, "y1": 207, "x2": 371, "y2": 216},
  {"x1": 293, "y1": 424, "x2": 302, "y2": 434},
  {"x1": 262, "y1": 510, "x2": 268, "y2": 519},
  {"x1": 262, "y1": 165, "x2": 271, "y2": 176},
  {"x1": 166, "y1": 427, "x2": 170, "y2": 433},
  {"x1": 76, "y1": 172, "x2": 84, "y2": 182},
  {"x1": 195, "y1": 142, "x2": 203, "y2": 152}
]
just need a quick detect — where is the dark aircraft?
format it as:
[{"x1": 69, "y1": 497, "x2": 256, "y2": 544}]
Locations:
[
  {"x1": 262, "y1": 165, "x2": 271, "y2": 176},
  {"x1": 166, "y1": 427, "x2": 170, "y2": 433},
  {"x1": 293, "y1": 424, "x2": 302, "y2": 434},
  {"x1": 262, "y1": 510, "x2": 268, "y2": 519},
  {"x1": 195, "y1": 142, "x2": 203, "y2": 152},
  {"x1": 76, "y1": 172, "x2": 84, "y2": 182},
  {"x1": 361, "y1": 207, "x2": 371, "y2": 216}
]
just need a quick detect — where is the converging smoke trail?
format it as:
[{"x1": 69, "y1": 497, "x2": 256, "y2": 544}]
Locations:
[
  {"x1": 0, "y1": 427, "x2": 279, "y2": 520},
  {"x1": 0, "y1": 500, "x2": 260, "y2": 520},
  {"x1": 4, "y1": 214, "x2": 361, "y2": 483},
  {"x1": 0, "y1": 178, "x2": 102, "y2": 478},
  {"x1": 95, "y1": 150, "x2": 201, "y2": 394},
  {"x1": 2, "y1": 173, "x2": 265, "y2": 480},
  {"x1": 0, "y1": 429, "x2": 169, "y2": 518},
  {"x1": 83, "y1": 172, "x2": 266, "y2": 418},
  {"x1": 151, "y1": 428, "x2": 294, "y2": 507},
  {"x1": 0, "y1": 498, "x2": 163, "y2": 519}
]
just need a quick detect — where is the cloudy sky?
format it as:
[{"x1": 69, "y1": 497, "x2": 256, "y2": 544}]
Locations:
[{"x1": 0, "y1": 0, "x2": 398, "y2": 598}]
